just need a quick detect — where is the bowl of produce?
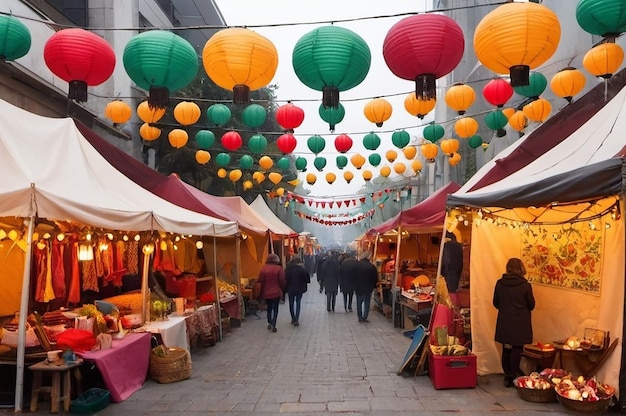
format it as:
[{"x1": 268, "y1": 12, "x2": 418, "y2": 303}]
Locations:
[
  {"x1": 513, "y1": 373, "x2": 558, "y2": 403},
  {"x1": 555, "y1": 376, "x2": 615, "y2": 413}
]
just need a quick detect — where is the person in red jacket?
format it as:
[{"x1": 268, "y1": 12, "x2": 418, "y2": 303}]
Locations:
[{"x1": 258, "y1": 253, "x2": 286, "y2": 333}]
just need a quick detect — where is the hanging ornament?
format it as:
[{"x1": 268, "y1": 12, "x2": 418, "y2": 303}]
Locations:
[
  {"x1": 195, "y1": 150, "x2": 211, "y2": 165},
  {"x1": 363, "y1": 98, "x2": 393, "y2": 127},
  {"x1": 0, "y1": 15, "x2": 31, "y2": 61},
  {"x1": 484, "y1": 109, "x2": 509, "y2": 137},
  {"x1": 104, "y1": 101, "x2": 132, "y2": 125},
  {"x1": 319, "y1": 103, "x2": 345, "y2": 132},
  {"x1": 483, "y1": 77, "x2": 514, "y2": 108},
  {"x1": 313, "y1": 157, "x2": 327, "y2": 172},
  {"x1": 393, "y1": 163, "x2": 407, "y2": 175},
  {"x1": 449, "y1": 153, "x2": 462, "y2": 167},
  {"x1": 325, "y1": 173, "x2": 337, "y2": 184},
  {"x1": 221, "y1": 131, "x2": 243, "y2": 151},
  {"x1": 440, "y1": 139, "x2": 460, "y2": 156},
  {"x1": 522, "y1": 98, "x2": 552, "y2": 122},
  {"x1": 423, "y1": 123, "x2": 445, "y2": 143},
  {"x1": 206, "y1": 103, "x2": 232, "y2": 127},
  {"x1": 307, "y1": 135, "x2": 326, "y2": 154},
  {"x1": 343, "y1": 171, "x2": 354, "y2": 184},
  {"x1": 368, "y1": 153, "x2": 382, "y2": 167},
  {"x1": 174, "y1": 101, "x2": 201, "y2": 126},
  {"x1": 550, "y1": 67, "x2": 586, "y2": 103},
  {"x1": 215, "y1": 152, "x2": 231, "y2": 167},
  {"x1": 292, "y1": 26, "x2": 371, "y2": 108},
  {"x1": 277, "y1": 157, "x2": 291, "y2": 171},
  {"x1": 379, "y1": 166, "x2": 391, "y2": 178},
  {"x1": 404, "y1": 93, "x2": 436, "y2": 119},
  {"x1": 513, "y1": 72, "x2": 547, "y2": 100},
  {"x1": 248, "y1": 134, "x2": 268, "y2": 154},
  {"x1": 217, "y1": 168, "x2": 227, "y2": 179},
  {"x1": 295, "y1": 157, "x2": 308, "y2": 172},
  {"x1": 336, "y1": 155, "x2": 348, "y2": 170},
  {"x1": 334, "y1": 134, "x2": 353, "y2": 153},
  {"x1": 363, "y1": 132, "x2": 381, "y2": 151},
  {"x1": 502, "y1": 107, "x2": 515, "y2": 119},
  {"x1": 350, "y1": 154, "x2": 366, "y2": 170},
  {"x1": 454, "y1": 117, "x2": 479, "y2": 139},
  {"x1": 123, "y1": 30, "x2": 197, "y2": 108},
  {"x1": 576, "y1": 0, "x2": 626, "y2": 40},
  {"x1": 243, "y1": 180, "x2": 253, "y2": 191},
  {"x1": 403, "y1": 146, "x2": 417, "y2": 160},
  {"x1": 362, "y1": 170, "x2": 373, "y2": 181},
  {"x1": 468, "y1": 135, "x2": 484, "y2": 149},
  {"x1": 445, "y1": 83, "x2": 476, "y2": 115},
  {"x1": 140, "y1": 123, "x2": 161, "y2": 141},
  {"x1": 306, "y1": 173, "x2": 317, "y2": 185},
  {"x1": 258, "y1": 156, "x2": 274, "y2": 170},
  {"x1": 391, "y1": 130, "x2": 410, "y2": 149},
  {"x1": 44, "y1": 28, "x2": 116, "y2": 102},
  {"x1": 275, "y1": 101, "x2": 305, "y2": 132},
  {"x1": 474, "y1": 2, "x2": 561, "y2": 87},
  {"x1": 253, "y1": 171, "x2": 266, "y2": 184},
  {"x1": 168, "y1": 129, "x2": 188, "y2": 148},
  {"x1": 268, "y1": 172, "x2": 283, "y2": 185},
  {"x1": 241, "y1": 103, "x2": 267, "y2": 128},
  {"x1": 421, "y1": 143, "x2": 439, "y2": 162},
  {"x1": 508, "y1": 110, "x2": 527, "y2": 132},
  {"x1": 239, "y1": 154, "x2": 254, "y2": 170},
  {"x1": 229, "y1": 169, "x2": 243, "y2": 182},
  {"x1": 196, "y1": 130, "x2": 215, "y2": 150},
  {"x1": 583, "y1": 42, "x2": 624, "y2": 79},
  {"x1": 203, "y1": 28, "x2": 278, "y2": 104},
  {"x1": 276, "y1": 133, "x2": 297, "y2": 154},
  {"x1": 410, "y1": 159, "x2": 423, "y2": 173},
  {"x1": 384, "y1": 14, "x2": 464, "y2": 99},
  {"x1": 385, "y1": 150, "x2": 398, "y2": 163}
]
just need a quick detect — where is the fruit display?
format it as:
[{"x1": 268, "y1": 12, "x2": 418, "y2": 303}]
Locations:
[
  {"x1": 217, "y1": 279, "x2": 237, "y2": 300},
  {"x1": 555, "y1": 375, "x2": 615, "y2": 402},
  {"x1": 429, "y1": 344, "x2": 469, "y2": 356},
  {"x1": 539, "y1": 368, "x2": 570, "y2": 384},
  {"x1": 515, "y1": 372, "x2": 552, "y2": 390}
]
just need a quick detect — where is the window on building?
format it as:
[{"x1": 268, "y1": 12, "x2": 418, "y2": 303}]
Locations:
[{"x1": 45, "y1": 0, "x2": 87, "y2": 27}]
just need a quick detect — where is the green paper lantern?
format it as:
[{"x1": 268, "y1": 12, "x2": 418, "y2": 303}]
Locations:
[
  {"x1": 247, "y1": 134, "x2": 268, "y2": 154},
  {"x1": 206, "y1": 103, "x2": 231, "y2": 127},
  {"x1": 0, "y1": 15, "x2": 31, "y2": 61},
  {"x1": 391, "y1": 130, "x2": 410, "y2": 149},
  {"x1": 195, "y1": 130, "x2": 215, "y2": 150},
  {"x1": 336, "y1": 155, "x2": 348, "y2": 169},
  {"x1": 468, "y1": 134, "x2": 483, "y2": 149},
  {"x1": 318, "y1": 103, "x2": 345, "y2": 132},
  {"x1": 123, "y1": 30, "x2": 198, "y2": 108},
  {"x1": 423, "y1": 124, "x2": 444, "y2": 143},
  {"x1": 239, "y1": 154, "x2": 254, "y2": 169},
  {"x1": 241, "y1": 103, "x2": 267, "y2": 128},
  {"x1": 368, "y1": 153, "x2": 382, "y2": 167},
  {"x1": 277, "y1": 157, "x2": 291, "y2": 171},
  {"x1": 295, "y1": 157, "x2": 308, "y2": 171},
  {"x1": 292, "y1": 26, "x2": 371, "y2": 108},
  {"x1": 363, "y1": 132, "x2": 381, "y2": 151},
  {"x1": 484, "y1": 110, "x2": 508, "y2": 137},
  {"x1": 307, "y1": 135, "x2": 326, "y2": 154},
  {"x1": 576, "y1": 0, "x2": 626, "y2": 38},
  {"x1": 513, "y1": 72, "x2": 547, "y2": 99},
  {"x1": 215, "y1": 152, "x2": 231, "y2": 167},
  {"x1": 313, "y1": 156, "x2": 327, "y2": 172}
]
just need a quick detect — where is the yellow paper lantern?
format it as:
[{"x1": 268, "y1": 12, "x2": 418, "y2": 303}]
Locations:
[
  {"x1": 449, "y1": 152, "x2": 462, "y2": 166},
  {"x1": 404, "y1": 93, "x2": 436, "y2": 119},
  {"x1": 276, "y1": 187, "x2": 285, "y2": 196},
  {"x1": 380, "y1": 165, "x2": 391, "y2": 178},
  {"x1": 453, "y1": 117, "x2": 479, "y2": 139},
  {"x1": 139, "y1": 123, "x2": 161, "y2": 141},
  {"x1": 168, "y1": 129, "x2": 188, "y2": 148},
  {"x1": 253, "y1": 171, "x2": 266, "y2": 184},
  {"x1": 202, "y1": 28, "x2": 278, "y2": 104},
  {"x1": 363, "y1": 97, "x2": 393, "y2": 127},
  {"x1": 550, "y1": 67, "x2": 586, "y2": 103},
  {"x1": 522, "y1": 98, "x2": 552, "y2": 122},
  {"x1": 385, "y1": 149, "x2": 398, "y2": 163},
  {"x1": 343, "y1": 171, "x2": 354, "y2": 183},
  {"x1": 217, "y1": 168, "x2": 227, "y2": 178},
  {"x1": 440, "y1": 139, "x2": 459, "y2": 156},
  {"x1": 258, "y1": 155, "x2": 274, "y2": 171},
  {"x1": 362, "y1": 170, "x2": 373, "y2": 181},
  {"x1": 173, "y1": 101, "x2": 201, "y2": 126},
  {"x1": 229, "y1": 169, "x2": 243, "y2": 182},
  {"x1": 583, "y1": 42, "x2": 624, "y2": 79},
  {"x1": 474, "y1": 2, "x2": 561, "y2": 86},
  {"x1": 411, "y1": 159, "x2": 423, "y2": 173},
  {"x1": 306, "y1": 173, "x2": 317, "y2": 185},
  {"x1": 501, "y1": 107, "x2": 515, "y2": 119},
  {"x1": 402, "y1": 145, "x2": 417, "y2": 160},
  {"x1": 325, "y1": 172, "x2": 337, "y2": 184},
  {"x1": 350, "y1": 153, "x2": 366, "y2": 169},
  {"x1": 421, "y1": 143, "x2": 438, "y2": 162},
  {"x1": 104, "y1": 100, "x2": 132, "y2": 124},
  {"x1": 444, "y1": 83, "x2": 475, "y2": 115},
  {"x1": 243, "y1": 180, "x2": 253, "y2": 190},
  {"x1": 137, "y1": 100, "x2": 166, "y2": 123},
  {"x1": 268, "y1": 172, "x2": 282, "y2": 185},
  {"x1": 508, "y1": 110, "x2": 527, "y2": 132},
  {"x1": 393, "y1": 162, "x2": 406, "y2": 175},
  {"x1": 195, "y1": 150, "x2": 211, "y2": 164}
]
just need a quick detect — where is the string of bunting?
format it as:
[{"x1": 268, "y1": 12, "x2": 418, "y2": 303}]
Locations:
[{"x1": 295, "y1": 208, "x2": 376, "y2": 226}]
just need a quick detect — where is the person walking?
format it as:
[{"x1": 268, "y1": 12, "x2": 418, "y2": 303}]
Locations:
[
  {"x1": 319, "y1": 252, "x2": 340, "y2": 312},
  {"x1": 315, "y1": 251, "x2": 328, "y2": 293},
  {"x1": 339, "y1": 253, "x2": 357, "y2": 312},
  {"x1": 354, "y1": 251, "x2": 378, "y2": 322},
  {"x1": 493, "y1": 257, "x2": 535, "y2": 387},
  {"x1": 258, "y1": 253, "x2": 286, "y2": 333},
  {"x1": 284, "y1": 257, "x2": 310, "y2": 326}
]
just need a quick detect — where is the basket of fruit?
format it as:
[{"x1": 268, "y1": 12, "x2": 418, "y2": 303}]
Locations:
[
  {"x1": 513, "y1": 373, "x2": 557, "y2": 403},
  {"x1": 555, "y1": 376, "x2": 615, "y2": 413}
]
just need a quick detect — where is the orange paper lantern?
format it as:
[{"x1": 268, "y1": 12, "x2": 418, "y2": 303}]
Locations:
[
  {"x1": 385, "y1": 150, "x2": 398, "y2": 163},
  {"x1": 445, "y1": 83, "x2": 475, "y2": 115},
  {"x1": 104, "y1": 100, "x2": 132, "y2": 124},
  {"x1": 403, "y1": 146, "x2": 417, "y2": 160},
  {"x1": 168, "y1": 129, "x2": 188, "y2": 148},
  {"x1": 508, "y1": 110, "x2": 527, "y2": 132},
  {"x1": 174, "y1": 101, "x2": 201, "y2": 126},
  {"x1": 137, "y1": 100, "x2": 166, "y2": 123},
  {"x1": 195, "y1": 150, "x2": 211, "y2": 164},
  {"x1": 363, "y1": 97, "x2": 392, "y2": 127}
]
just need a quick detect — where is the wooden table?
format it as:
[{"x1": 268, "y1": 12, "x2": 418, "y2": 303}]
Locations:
[
  {"x1": 552, "y1": 337, "x2": 619, "y2": 378},
  {"x1": 29, "y1": 358, "x2": 83, "y2": 413}
]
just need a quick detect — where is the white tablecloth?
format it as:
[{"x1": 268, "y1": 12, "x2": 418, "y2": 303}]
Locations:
[{"x1": 142, "y1": 315, "x2": 189, "y2": 350}]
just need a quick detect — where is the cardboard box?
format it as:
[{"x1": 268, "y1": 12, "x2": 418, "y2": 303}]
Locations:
[{"x1": 429, "y1": 354, "x2": 477, "y2": 389}]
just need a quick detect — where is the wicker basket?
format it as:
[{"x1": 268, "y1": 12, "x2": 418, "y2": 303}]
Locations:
[
  {"x1": 557, "y1": 394, "x2": 614, "y2": 413},
  {"x1": 514, "y1": 385, "x2": 557, "y2": 403},
  {"x1": 149, "y1": 345, "x2": 192, "y2": 384}
]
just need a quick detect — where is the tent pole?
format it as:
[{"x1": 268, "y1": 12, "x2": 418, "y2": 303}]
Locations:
[
  {"x1": 391, "y1": 226, "x2": 402, "y2": 328},
  {"x1": 140, "y1": 247, "x2": 152, "y2": 326},
  {"x1": 372, "y1": 233, "x2": 379, "y2": 261},
  {"x1": 235, "y1": 236, "x2": 242, "y2": 321},
  {"x1": 14, "y1": 215, "x2": 35, "y2": 412},
  {"x1": 213, "y1": 236, "x2": 222, "y2": 341}
]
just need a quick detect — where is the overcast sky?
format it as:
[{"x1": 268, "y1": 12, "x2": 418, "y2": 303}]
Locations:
[{"x1": 214, "y1": 0, "x2": 432, "y2": 198}]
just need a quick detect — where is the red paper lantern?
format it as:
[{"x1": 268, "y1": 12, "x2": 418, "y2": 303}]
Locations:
[
  {"x1": 276, "y1": 133, "x2": 297, "y2": 154},
  {"x1": 275, "y1": 102, "x2": 305, "y2": 132},
  {"x1": 221, "y1": 131, "x2": 242, "y2": 151},
  {"x1": 44, "y1": 28, "x2": 116, "y2": 102},
  {"x1": 334, "y1": 134, "x2": 353, "y2": 153},
  {"x1": 482, "y1": 77, "x2": 514, "y2": 108},
  {"x1": 383, "y1": 14, "x2": 464, "y2": 100}
]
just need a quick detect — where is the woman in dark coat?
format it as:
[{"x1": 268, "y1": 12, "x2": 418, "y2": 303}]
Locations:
[
  {"x1": 319, "y1": 253, "x2": 340, "y2": 312},
  {"x1": 258, "y1": 253, "x2": 286, "y2": 333},
  {"x1": 339, "y1": 254, "x2": 357, "y2": 312},
  {"x1": 285, "y1": 257, "x2": 310, "y2": 326},
  {"x1": 493, "y1": 257, "x2": 535, "y2": 387}
]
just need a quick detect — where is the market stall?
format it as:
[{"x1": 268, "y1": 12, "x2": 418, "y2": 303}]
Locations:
[{"x1": 446, "y1": 69, "x2": 626, "y2": 399}]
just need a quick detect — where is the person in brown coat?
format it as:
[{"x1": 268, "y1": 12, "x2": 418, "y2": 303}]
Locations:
[
  {"x1": 258, "y1": 253, "x2": 286, "y2": 333},
  {"x1": 493, "y1": 257, "x2": 535, "y2": 387}
]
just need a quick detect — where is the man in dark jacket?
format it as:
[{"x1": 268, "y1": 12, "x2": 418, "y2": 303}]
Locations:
[
  {"x1": 319, "y1": 252, "x2": 340, "y2": 312},
  {"x1": 353, "y1": 251, "x2": 378, "y2": 322},
  {"x1": 285, "y1": 257, "x2": 310, "y2": 326},
  {"x1": 339, "y1": 253, "x2": 357, "y2": 312},
  {"x1": 441, "y1": 231, "x2": 464, "y2": 293},
  {"x1": 493, "y1": 257, "x2": 535, "y2": 387}
]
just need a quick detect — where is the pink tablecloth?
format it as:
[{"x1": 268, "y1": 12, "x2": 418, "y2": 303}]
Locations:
[{"x1": 77, "y1": 332, "x2": 151, "y2": 402}]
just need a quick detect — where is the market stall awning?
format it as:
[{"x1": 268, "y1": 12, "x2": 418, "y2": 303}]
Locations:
[
  {"x1": 368, "y1": 182, "x2": 461, "y2": 235},
  {"x1": 249, "y1": 195, "x2": 297, "y2": 237},
  {"x1": 0, "y1": 98, "x2": 237, "y2": 237}
]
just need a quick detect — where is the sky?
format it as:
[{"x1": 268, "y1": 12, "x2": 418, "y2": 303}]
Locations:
[{"x1": 214, "y1": 0, "x2": 433, "y2": 198}]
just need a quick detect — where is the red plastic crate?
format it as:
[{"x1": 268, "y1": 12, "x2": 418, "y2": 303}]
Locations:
[{"x1": 429, "y1": 353, "x2": 477, "y2": 389}]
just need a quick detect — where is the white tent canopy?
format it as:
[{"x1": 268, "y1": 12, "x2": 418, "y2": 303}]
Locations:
[
  {"x1": 250, "y1": 195, "x2": 296, "y2": 237},
  {"x1": 0, "y1": 98, "x2": 238, "y2": 236}
]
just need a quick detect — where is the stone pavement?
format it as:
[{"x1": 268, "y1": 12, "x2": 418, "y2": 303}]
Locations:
[{"x1": 11, "y1": 291, "x2": 577, "y2": 415}]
